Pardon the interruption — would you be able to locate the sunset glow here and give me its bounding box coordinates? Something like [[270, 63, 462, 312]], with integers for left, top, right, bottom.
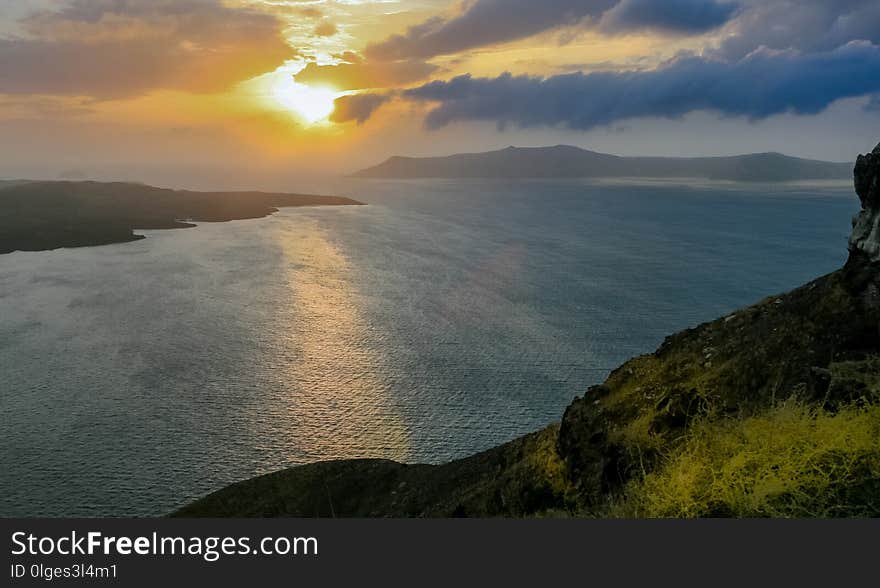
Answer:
[[0, 0, 878, 183], [271, 77, 339, 125]]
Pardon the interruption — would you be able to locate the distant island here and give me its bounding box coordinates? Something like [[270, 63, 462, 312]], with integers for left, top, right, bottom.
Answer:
[[354, 145, 852, 182], [0, 181, 363, 254]]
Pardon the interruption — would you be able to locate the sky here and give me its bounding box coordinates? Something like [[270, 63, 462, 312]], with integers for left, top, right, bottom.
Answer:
[[1, 0, 879, 187]]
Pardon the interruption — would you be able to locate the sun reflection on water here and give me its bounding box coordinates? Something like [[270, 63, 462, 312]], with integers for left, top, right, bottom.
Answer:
[[271, 218, 411, 463]]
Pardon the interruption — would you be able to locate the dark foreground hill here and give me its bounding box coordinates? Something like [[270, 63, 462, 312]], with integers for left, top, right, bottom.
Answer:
[[354, 145, 851, 182], [0, 181, 362, 254], [177, 144, 880, 518]]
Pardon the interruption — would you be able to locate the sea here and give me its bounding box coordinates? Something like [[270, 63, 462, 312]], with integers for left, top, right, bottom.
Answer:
[[0, 178, 857, 516]]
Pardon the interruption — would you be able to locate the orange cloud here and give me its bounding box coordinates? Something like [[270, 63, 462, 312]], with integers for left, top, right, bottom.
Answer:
[[331, 93, 390, 124], [296, 55, 439, 91], [0, 0, 293, 99]]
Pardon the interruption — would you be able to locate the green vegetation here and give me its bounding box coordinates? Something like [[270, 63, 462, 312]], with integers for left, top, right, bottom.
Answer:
[[613, 400, 880, 517]]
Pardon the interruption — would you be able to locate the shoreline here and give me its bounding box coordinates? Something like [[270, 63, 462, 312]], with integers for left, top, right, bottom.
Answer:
[[0, 180, 364, 255]]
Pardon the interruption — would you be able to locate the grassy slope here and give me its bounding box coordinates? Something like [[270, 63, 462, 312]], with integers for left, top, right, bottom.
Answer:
[[176, 265, 880, 517], [561, 267, 880, 516], [615, 401, 880, 517]]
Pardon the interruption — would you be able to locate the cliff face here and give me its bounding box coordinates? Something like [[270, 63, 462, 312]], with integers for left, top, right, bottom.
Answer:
[[848, 143, 880, 263], [177, 143, 880, 518]]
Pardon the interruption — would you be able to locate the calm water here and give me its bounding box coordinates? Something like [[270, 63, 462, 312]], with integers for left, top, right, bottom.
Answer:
[[0, 178, 856, 516]]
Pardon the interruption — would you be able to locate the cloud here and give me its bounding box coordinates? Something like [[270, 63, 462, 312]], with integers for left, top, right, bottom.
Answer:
[[365, 0, 617, 61], [714, 0, 880, 60], [362, 0, 879, 68], [0, 95, 95, 120], [297, 7, 323, 19], [866, 95, 880, 113], [0, 0, 292, 99], [364, 0, 739, 62], [600, 0, 739, 33], [398, 42, 880, 130], [331, 93, 390, 124], [296, 56, 439, 91], [313, 20, 338, 37]]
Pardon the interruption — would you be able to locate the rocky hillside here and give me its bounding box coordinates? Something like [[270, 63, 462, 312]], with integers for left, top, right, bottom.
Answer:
[[176, 143, 880, 518]]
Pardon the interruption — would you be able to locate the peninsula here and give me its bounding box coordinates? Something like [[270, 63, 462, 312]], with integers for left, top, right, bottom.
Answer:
[[0, 181, 363, 254], [354, 145, 851, 182], [178, 143, 880, 518]]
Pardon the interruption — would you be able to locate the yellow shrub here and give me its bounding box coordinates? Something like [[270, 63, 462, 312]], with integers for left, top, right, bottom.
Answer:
[[616, 400, 880, 517]]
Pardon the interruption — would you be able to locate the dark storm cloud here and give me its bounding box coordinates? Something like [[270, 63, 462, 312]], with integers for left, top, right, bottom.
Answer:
[[399, 42, 880, 130], [365, 0, 738, 61], [0, 0, 291, 99], [331, 93, 390, 124], [365, 0, 616, 61], [714, 0, 880, 60], [600, 0, 739, 33]]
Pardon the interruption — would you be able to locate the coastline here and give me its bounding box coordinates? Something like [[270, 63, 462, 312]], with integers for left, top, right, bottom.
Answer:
[[0, 180, 363, 255]]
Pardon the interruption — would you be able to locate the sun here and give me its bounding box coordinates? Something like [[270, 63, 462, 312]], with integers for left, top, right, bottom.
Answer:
[[271, 77, 338, 124]]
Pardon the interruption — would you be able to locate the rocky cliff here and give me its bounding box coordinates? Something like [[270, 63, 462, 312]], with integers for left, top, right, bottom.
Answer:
[[177, 143, 880, 518], [848, 143, 880, 264]]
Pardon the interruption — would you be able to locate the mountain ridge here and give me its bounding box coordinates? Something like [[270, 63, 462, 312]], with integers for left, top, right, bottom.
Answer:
[[354, 145, 852, 182]]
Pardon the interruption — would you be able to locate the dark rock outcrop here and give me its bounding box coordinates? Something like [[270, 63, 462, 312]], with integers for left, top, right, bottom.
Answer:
[[848, 142, 880, 265], [557, 384, 621, 504]]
